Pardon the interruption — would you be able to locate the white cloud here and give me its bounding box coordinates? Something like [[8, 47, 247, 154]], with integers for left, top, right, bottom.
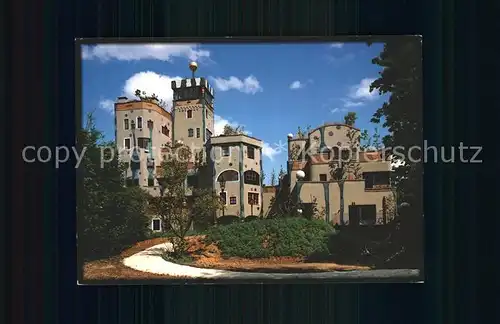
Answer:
[[349, 78, 379, 101], [289, 81, 304, 90], [330, 43, 344, 48], [122, 71, 182, 110], [213, 115, 278, 160], [99, 99, 115, 113], [262, 143, 280, 160], [81, 44, 210, 62], [211, 75, 262, 94], [330, 107, 348, 114], [341, 99, 365, 107]]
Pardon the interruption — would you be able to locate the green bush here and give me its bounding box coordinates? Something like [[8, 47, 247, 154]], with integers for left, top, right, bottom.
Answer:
[[205, 217, 335, 258]]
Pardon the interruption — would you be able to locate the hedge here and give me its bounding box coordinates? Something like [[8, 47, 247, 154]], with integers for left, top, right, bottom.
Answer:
[[205, 217, 335, 258]]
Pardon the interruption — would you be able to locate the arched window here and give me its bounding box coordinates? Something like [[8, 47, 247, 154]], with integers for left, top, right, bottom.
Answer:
[[244, 170, 260, 185], [217, 170, 239, 182]]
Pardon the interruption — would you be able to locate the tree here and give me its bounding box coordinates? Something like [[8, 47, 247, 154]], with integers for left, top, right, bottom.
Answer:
[[296, 125, 312, 139], [270, 169, 277, 186], [222, 124, 245, 135], [148, 143, 221, 256], [368, 37, 423, 268], [278, 165, 286, 180], [77, 113, 149, 260], [134, 89, 168, 110], [343, 112, 357, 126], [329, 112, 363, 225]]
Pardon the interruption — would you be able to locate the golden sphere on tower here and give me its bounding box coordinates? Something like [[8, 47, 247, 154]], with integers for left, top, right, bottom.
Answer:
[[189, 61, 198, 72]]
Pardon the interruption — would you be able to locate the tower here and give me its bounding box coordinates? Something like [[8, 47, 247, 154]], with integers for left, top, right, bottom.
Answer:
[[171, 62, 215, 161]]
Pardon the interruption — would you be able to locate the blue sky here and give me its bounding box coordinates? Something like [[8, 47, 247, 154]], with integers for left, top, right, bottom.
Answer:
[[81, 42, 389, 183]]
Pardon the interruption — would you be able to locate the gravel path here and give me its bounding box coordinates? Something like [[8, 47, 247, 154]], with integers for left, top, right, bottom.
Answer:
[[123, 243, 421, 281]]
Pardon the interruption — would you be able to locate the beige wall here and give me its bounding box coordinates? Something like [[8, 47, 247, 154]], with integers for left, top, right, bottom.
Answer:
[[211, 135, 263, 219], [297, 181, 393, 225], [115, 100, 172, 196]]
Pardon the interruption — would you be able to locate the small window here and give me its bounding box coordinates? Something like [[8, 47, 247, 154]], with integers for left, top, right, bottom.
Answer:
[[187, 110, 193, 118], [230, 196, 237, 205], [220, 192, 227, 205], [137, 137, 150, 149], [205, 110, 208, 118], [222, 146, 230, 157], [161, 125, 170, 137], [247, 146, 255, 159], [124, 119, 129, 130], [248, 192, 259, 205], [196, 128, 200, 138], [137, 117, 143, 129], [124, 138, 131, 149], [147, 178, 155, 187], [187, 175, 197, 187], [244, 171, 260, 185], [152, 218, 161, 231], [188, 128, 194, 137], [319, 174, 327, 181]]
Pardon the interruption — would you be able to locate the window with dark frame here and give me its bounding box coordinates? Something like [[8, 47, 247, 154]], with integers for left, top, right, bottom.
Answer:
[[137, 137, 150, 149], [217, 170, 239, 182], [196, 128, 200, 138], [220, 192, 227, 205], [364, 172, 390, 189], [230, 196, 237, 205], [222, 146, 230, 157], [319, 174, 327, 181], [187, 110, 193, 118], [188, 128, 194, 137], [244, 170, 260, 185], [124, 119, 129, 130], [152, 219, 161, 231], [137, 117, 143, 129], [247, 146, 255, 159], [124, 138, 131, 149], [248, 192, 259, 205]]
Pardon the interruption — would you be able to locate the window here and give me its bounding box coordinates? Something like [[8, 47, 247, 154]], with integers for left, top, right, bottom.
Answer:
[[222, 146, 230, 157], [220, 192, 227, 205], [348, 205, 377, 226], [364, 172, 390, 189], [124, 119, 129, 130], [196, 128, 200, 138], [319, 174, 327, 181], [152, 218, 161, 231], [124, 138, 131, 149], [187, 110, 193, 118], [217, 170, 239, 182], [205, 110, 208, 118], [188, 128, 194, 137], [161, 125, 170, 137], [148, 178, 155, 187], [187, 175, 197, 187], [320, 147, 331, 160], [247, 146, 255, 159], [248, 192, 259, 205], [230, 196, 237, 205], [244, 170, 260, 185], [137, 137, 150, 149], [137, 117, 143, 129]]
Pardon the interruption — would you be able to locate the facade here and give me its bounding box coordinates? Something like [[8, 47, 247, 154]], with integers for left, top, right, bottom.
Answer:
[[114, 63, 393, 229], [211, 134, 264, 219], [114, 66, 264, 229], [262, 123, 395, 226]]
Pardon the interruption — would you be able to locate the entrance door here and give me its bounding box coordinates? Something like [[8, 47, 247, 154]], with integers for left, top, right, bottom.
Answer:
[[349, 205, 377, 226]]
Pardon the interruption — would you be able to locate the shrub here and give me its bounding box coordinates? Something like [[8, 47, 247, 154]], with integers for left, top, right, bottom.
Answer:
[[205, 218, 335, 258]]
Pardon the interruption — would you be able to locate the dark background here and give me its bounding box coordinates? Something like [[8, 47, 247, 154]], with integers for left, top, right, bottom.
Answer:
[[3, 0, 493, 323]]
